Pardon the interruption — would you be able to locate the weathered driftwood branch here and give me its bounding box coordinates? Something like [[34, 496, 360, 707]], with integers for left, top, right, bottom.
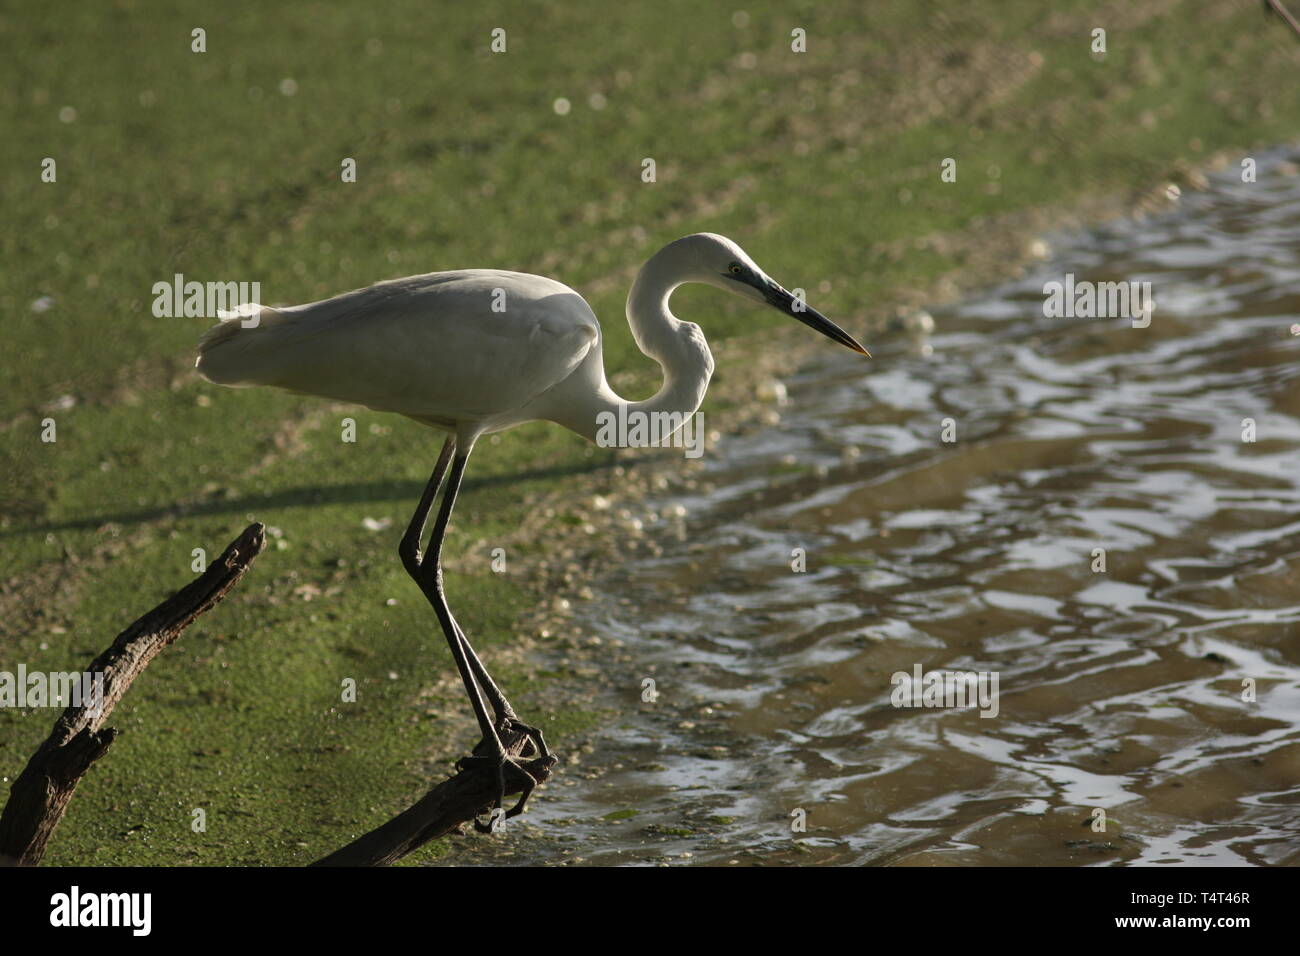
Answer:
[[313, 741, 557, 866], [0, 522, 267, 866], [1266, 0, 1300, 40]]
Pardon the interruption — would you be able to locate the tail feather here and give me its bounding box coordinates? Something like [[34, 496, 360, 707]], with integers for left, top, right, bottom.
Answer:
[[194, 306, 289, 385], [196, 316, 246, 352]]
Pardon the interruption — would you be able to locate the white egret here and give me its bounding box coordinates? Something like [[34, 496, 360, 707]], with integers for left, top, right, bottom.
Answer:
[[196, 233, 869, 829]]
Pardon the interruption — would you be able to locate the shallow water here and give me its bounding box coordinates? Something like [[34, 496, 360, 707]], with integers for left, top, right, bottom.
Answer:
[[515, 149, 1300, 866]]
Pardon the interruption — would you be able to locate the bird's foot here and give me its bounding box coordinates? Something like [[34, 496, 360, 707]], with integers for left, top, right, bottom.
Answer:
[[456, 753, 540, 833], [468, 710, 551, 761], [497, 715, 550, 760]]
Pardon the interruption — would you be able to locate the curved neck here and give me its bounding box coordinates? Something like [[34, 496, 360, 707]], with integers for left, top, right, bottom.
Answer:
[[558, 250, 714, 447]]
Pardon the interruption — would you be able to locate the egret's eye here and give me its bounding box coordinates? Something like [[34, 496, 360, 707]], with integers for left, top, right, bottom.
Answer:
[[728, 263, 743, 276]]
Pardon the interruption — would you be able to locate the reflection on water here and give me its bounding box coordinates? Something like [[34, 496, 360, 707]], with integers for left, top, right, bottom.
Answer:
[[523, 149, 1300, 866]]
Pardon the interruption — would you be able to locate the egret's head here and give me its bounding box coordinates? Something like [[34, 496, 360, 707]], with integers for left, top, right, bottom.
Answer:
[[671, 233, 870, 356]]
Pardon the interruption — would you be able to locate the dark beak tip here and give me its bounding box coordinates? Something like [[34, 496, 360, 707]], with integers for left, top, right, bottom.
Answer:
[[770, 284, 871, 358]]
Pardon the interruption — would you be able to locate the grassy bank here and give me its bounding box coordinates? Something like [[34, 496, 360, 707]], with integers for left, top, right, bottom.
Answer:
[[2, 0, 1298, 865]]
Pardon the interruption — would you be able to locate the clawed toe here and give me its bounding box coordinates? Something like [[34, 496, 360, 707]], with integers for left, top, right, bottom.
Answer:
[[502, 717, 550, 759]]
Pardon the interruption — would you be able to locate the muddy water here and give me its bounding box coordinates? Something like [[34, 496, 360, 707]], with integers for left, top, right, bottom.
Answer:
[[516, 150, 1300, 866]]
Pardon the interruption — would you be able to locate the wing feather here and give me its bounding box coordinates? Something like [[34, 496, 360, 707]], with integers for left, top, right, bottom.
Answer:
[[196, 271, 600, 425]]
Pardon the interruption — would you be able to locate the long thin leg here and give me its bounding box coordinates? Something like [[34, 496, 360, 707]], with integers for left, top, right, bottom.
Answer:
[[400, 440, 543, 828], [411, 450, 504, 757], [401, 439, 548, 761]]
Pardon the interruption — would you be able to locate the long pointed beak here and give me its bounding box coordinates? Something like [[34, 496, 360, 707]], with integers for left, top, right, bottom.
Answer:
[[763, 282, 871, 356]]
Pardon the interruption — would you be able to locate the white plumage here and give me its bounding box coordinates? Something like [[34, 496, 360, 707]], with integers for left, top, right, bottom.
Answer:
[[197, 270, 599, 434], [196, 233, 866, 447]]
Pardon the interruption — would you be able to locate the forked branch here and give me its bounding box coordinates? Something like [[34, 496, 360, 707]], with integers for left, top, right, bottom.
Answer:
[[0, 522, 267, 865]]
